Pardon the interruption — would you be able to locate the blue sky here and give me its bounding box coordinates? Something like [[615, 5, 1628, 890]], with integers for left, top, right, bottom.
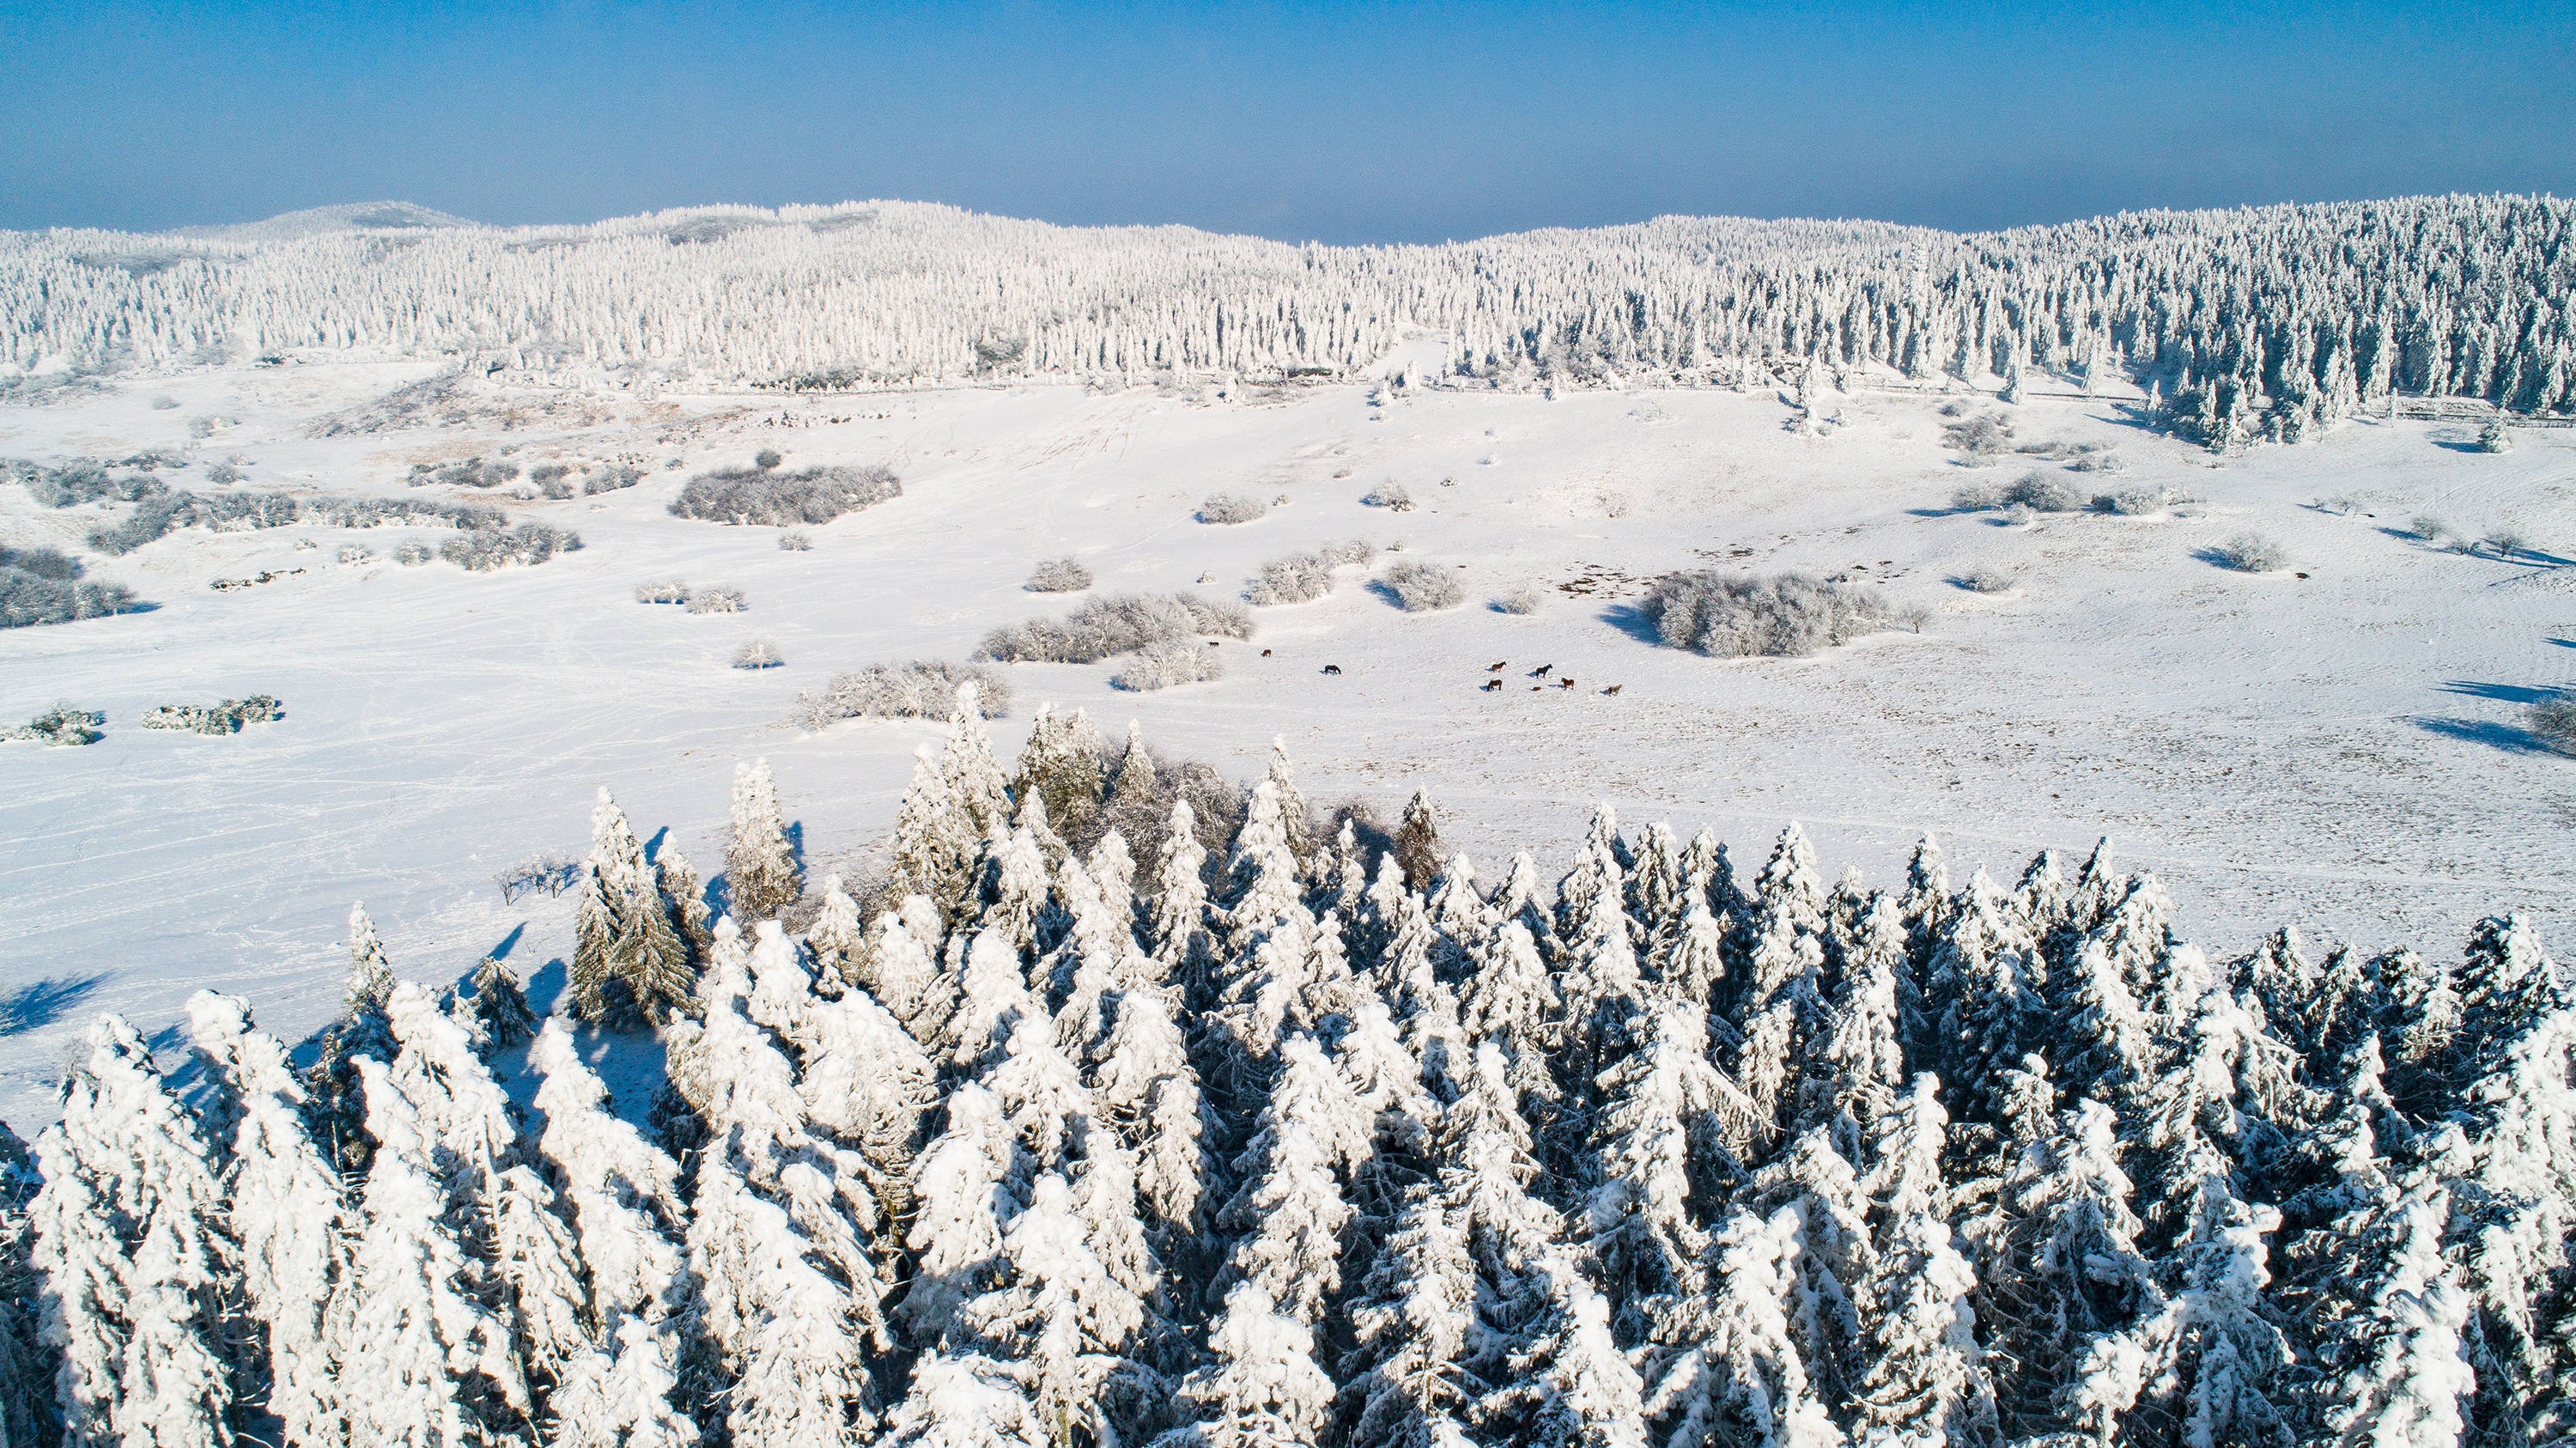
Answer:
[[5, 1, 2571, 241]]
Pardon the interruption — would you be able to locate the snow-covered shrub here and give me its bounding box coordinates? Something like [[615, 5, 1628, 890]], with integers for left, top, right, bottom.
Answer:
[[2412, 514, 2459, 547], [686, 585, 746, 613], [336, 545, 371, 564], [1362, 482, 1414, 511], [409, 457, 521, 490], [2481, 526, 2531, 557], [1, 548, 138, 628], [140, 696, 283, 735], [2069, 450, 2125, 474], [976, 592, 1253, 663], [1955, 567, 2014, 593], [636, 577, 691, 604], [2090, 485, 2178, 515], [4, 704, 103, 745], [1492, 585, 1542, 614], [1640, 570, 1913, 656], [1024, 557, 1094, 593], [1196, 492, 1267, 525], [2208, 532, 2286, 572], [2003, 472, 2084, 513], [10, 459, 167, 508], [582, 464, 644, 495], [732, 639, 784, 669], [440, 523, 582, 571], [393, 542, 434, 565], [1111, 640, 1226, 691], [1243, 544, 1370, 605], [671, 461, 900, 525], [1949, 482, 2003, 511], [529, 463, 574, 498], [1377, 559, 1466, 611], [75, 488, 510, 556], [777, 528, 811, 551], [150, 394, 178, 410], [1943, 414, 2013, 461], [2532, 696, 2576, 755], [2479, 417, 2512, 453], [790, 660, 1013, 729], [493, 851, 580, 903]]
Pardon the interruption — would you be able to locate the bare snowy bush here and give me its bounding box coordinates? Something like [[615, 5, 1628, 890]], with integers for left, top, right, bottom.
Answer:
[[493, 851, 580, 903], [2532, 696, 2576, 755], [976, 592, 1253, 663], [1111, 640, 1227, 691], [636, 578, 691, 605], [393, 542, 434, 566], [1950, 482, 2003, 511], [140, 696, 283, 735], [584, 464, 645, 496], [777, 528, 811, 551], [3, 705, 104, 746], [2003, 472, 2085, 513], [1377, 559, 1466, 611], [2481, 526, 2532, 557], [1024, 557, 1094, 593], [1640, 570, 1914, 656], [1955, 567, 2015, 593], [440, 524, 582, 571], [2090, 485, 2179, 515], [1362, 482, 1415, 511], [1195, 492, 1268, 524], [732, 639, 784, 669], [686, 585, 746, 613], [671, 461, 901, 526], [1492, 586, 1542, 614], [1, 558, 140, 629], [1245, 541, 1373, 605], [1943, 414, 2013, 462], [410, 458, 522, 490], [789, 660, 1013, 729], [2069, 450, 2126, 474], [2208, 532, 2286, 572], [2411, 515, 2459, 548]]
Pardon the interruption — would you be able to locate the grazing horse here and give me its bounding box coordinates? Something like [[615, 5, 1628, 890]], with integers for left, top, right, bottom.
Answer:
[[1321, 665, 1343, 675]]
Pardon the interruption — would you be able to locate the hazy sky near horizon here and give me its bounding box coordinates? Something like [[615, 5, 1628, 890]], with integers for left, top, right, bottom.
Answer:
[[7, 1, 2572, 242]]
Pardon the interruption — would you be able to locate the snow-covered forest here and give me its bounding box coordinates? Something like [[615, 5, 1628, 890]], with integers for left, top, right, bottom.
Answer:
[[6, 194, 2575, 435], [10, 690, 2568, 1448]]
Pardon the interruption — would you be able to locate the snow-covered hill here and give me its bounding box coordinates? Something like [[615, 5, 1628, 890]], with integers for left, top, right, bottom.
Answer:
[[3, 356, 2568, 1135]]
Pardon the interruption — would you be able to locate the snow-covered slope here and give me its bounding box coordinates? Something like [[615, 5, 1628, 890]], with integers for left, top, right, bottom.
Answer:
[[2, 358, 2568, 1133], [173, 200, 475, 244]]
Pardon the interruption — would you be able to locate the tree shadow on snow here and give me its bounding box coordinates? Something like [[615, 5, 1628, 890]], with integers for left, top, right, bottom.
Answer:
[[0, 972, 111, 1037], [2439, 680, 2567, 706], [2410, 715, 2561, 757], [1600, 603, 1664, 646]]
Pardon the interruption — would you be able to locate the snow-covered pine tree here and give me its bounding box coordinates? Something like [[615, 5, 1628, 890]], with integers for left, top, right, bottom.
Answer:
[[452, 954, 538, 1060], [683, 1146, 877, 1448], [1157, 1284, 1336, 1448], [881, 1350, 1048, 1448], [306, 901, 404, 1175], [870, 897, 957, 1051], [342, 1056, 528, 1448], [1012, 704, 1107, 851], [1552, 835, 1645, 1076], [941, 683, 1015, 839], [1850, 1076, 1993, 1448], [1481, 1252, 1652, 1448], [903, 1082, 1024, 1349], [1586, 1004, 1741, 1316], [2316, 1183, 2474, 1448], [0, 1122, 50, 1448], [792, 975, 938, 1198], [1640, 1208, 1844, 1448], [805, 874, 864, 990], [528, 1019, 684, 1327], [1392, 788, 1442, 893], [727, 758, 803, 922], [1340, 1196, 1479, 1448], [1218, 1035, 1368, 1322], [1148, 799, 1216, 999], [952, 929, 1045, 1073], [31, 1016, 234, 1448], [1092, 985, 1212, 1240], [958, 1171, 1145, 1443], [185, 991, 355, 1448], [891, 745, 986, 925], [656, 847, 715, 968]]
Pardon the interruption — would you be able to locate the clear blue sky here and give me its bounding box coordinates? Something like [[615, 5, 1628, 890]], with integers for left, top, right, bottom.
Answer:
[[6, 0, 2571, 242]]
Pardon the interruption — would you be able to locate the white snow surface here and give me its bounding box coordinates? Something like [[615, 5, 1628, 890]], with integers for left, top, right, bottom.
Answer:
[[2, 363, 2570, 1130]]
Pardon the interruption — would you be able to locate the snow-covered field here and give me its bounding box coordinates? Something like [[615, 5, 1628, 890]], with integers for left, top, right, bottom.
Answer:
[[3, 361, 2569, 1131]]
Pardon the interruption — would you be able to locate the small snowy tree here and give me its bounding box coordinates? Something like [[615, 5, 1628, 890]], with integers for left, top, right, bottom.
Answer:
[[1159, 1284, 1335, 1448]]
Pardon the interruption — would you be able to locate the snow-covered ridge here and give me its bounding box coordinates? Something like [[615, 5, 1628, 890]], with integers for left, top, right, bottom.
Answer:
[[4, 194, 2571, 423]]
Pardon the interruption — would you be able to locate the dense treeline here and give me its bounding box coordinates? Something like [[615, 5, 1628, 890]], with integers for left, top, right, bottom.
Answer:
[[8, 691, 2569, 1448], [4, 195, 2573, 436]]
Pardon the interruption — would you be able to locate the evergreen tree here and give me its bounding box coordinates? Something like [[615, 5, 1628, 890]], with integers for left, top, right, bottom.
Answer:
[[1482, 1253, 1651, 1448], [30, 1017, 234, 1448], [186, 991, 355, 1448], [904, 1083, 1024, 1348], [306, 902, 404, 1176], [1157, 1285, 1335, 1448], [1393, 788, 1443, 893], [959, 1171, 1144, 1443], [882, 1350, 1049, 1448], [452, 955, 538, 1061], [805, 875, 865, 991], [727, 758, 803, 922]]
